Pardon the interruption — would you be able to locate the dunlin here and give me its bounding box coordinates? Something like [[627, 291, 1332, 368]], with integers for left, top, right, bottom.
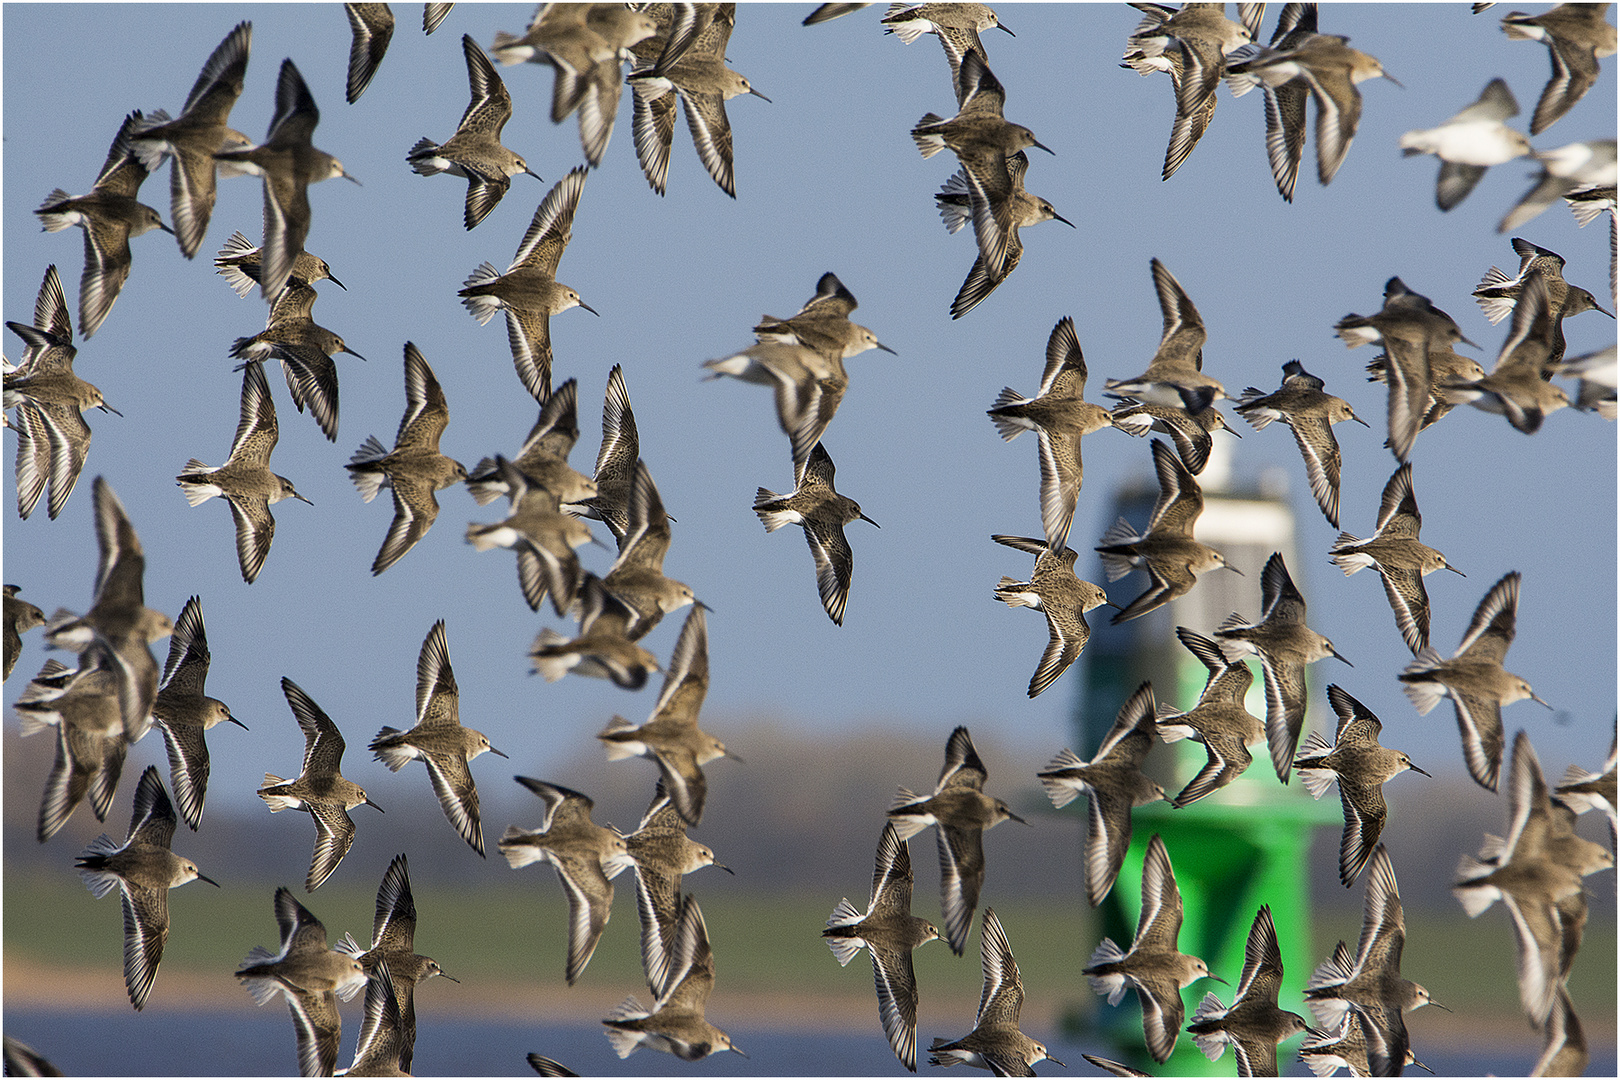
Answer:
[[602, 460, 698, 639], [1473, 238, 1612, 342], [466, 455, 593, 616], [824, 822, 940, 1072], [1155, 626, 1263, 807], [336, 854, 459, 1073], [1500, 2, 1617, 135], [75, 766, 218, 1010], [1223, 2, 1318, 202], [215, 58, 359, 302], [128, 21, 252, 258], [1234, 360, 1367, 527], [4, 585, 47, 681], [235, 887, 368, 1077], [6, 265, 118, 520], [488, 3, 575, 66], [1470, 247, 1612, 412], [347, 343, 467, 575], [913, 51, 1051, 282], [627, 3, 736, 74], [343, 963, 409, 1077], [1400, 77, 1533, 211], [345, 3, 396, 103], [1123, 2, 1254, 180], [940, 148, 1073, 319], [580, 364, 640, 542], [44, 476, 172, 744], [1454, 732, 1612, 1026], [213, 229, 344, 298], [599, 606, 739, 827], [928, 908, 1062, 1075], [1363, 336, 1487, 435], [1187, 905, 1311, 1076], [1084, 833, 1221, 1063], [36, 111, 172, 338], [492, 5, 656, 166], [604, 893, 744, 1060], [1297, 1007, 1429, 1079], [1500, 138, 1617, 232], [1553, 728, 1617, 850], [1295, 686, 1429, 886], [755, 442, 876, 626], [625, 780, 731, 997], [1109, 396, 1236, 477], [1095, 439, 1239, 624], [1402, 567, 1551, 795], [229, 279, 364, 443], [1038, 683, 1165, 907], [151, 596, 245, 831], [753, 272, 895, 364], [890, 726, 1029, 955], [530, 572, 661, 690], [1214, 551, 1351, 783], [986, 316, 1112, 549], [259, 677, 383, 891], [1334, 275, 1476, 462], [1104, 259, 1226, 412], [459, 167, 596, 402], [177, 361, 311, 584], [1305, 844, 1440, 1074], [1225, 20, 1397, 196], [1329, 462, 1461, 655], [490, 3, 604, 71], [991, 534, 1112, 699], [409, 35, 538, 229], [627, 5, 769, 197], [499, 777, 634, 985], [704, 340, 849, 485], [578, 6, 663, 165], [15, 640, 128, 842], [370, 621, 506, 856], [466, 377, 596, 508], [883, 3, 1012, 105]]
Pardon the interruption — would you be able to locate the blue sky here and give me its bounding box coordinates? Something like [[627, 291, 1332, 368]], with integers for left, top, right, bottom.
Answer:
[[4, 2, 1614, 834]]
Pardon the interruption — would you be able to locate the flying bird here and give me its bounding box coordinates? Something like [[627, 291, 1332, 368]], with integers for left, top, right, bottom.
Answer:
[[369, 620, 506, 855], [1082, 833, 1220, 1063], [991, 534, 1112, 699], [1294, 686, 1430, 887], [407, 34, 538, 229], [1328, 462, 1463, 654], [927, 908, 1063, 1075], [151, 595, 246, 830], [889, 726, 1028, 955], [346, 343, 468, 575], [1400, 570, 1549, 791], [823, 823, 940, 1072], [178, 361, 311, 584], [75, 766, 219, 1010], [1214, 551, 1351, 783], [258, 677, 383, 891], [1037, 682, 1165, 907]]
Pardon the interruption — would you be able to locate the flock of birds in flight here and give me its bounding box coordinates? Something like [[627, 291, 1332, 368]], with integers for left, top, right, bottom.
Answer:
[[2, 0, 1617, 1077]]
